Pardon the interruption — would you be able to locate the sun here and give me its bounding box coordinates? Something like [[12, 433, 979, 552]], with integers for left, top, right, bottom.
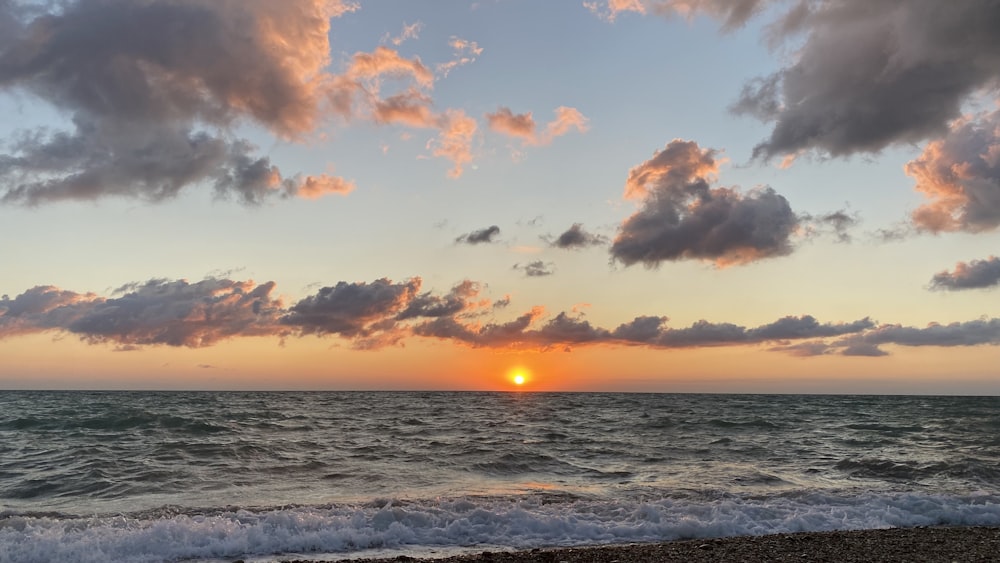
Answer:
[[507, 366, 531, 388]]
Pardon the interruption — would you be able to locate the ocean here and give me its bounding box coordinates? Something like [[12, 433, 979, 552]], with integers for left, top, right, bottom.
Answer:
[[1, 391, 999, 562]]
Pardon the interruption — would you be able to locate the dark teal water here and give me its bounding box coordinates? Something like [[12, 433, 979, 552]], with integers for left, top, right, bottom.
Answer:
[[2, 392, 999, 562]]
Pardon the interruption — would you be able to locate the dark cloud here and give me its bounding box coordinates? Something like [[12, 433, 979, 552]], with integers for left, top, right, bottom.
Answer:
[[930, 257, 1000, 291], [397, 280, 484, 319], [748, 315, 874, 340], [834, 319, 1000, 357], [907, 110, 1000, 233], [513, 261, 555, 277], [282, 278, 421, 338], [547, 223, 608, 249], [611, 139, 799, 267], [0, 278, 284, 346], [729, 1, 1000, 159], [4, 276, 999, 357], [456, 225, 501, 245], [0, 0, 354, 205], [771, 318, 1000, 357]]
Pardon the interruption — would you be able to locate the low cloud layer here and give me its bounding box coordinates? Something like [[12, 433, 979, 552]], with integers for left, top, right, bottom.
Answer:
[[4, 276, 1000, 357], [0, 279, 285, 348], [930, 257, 1000, 291], [611, 140, 799, 267]]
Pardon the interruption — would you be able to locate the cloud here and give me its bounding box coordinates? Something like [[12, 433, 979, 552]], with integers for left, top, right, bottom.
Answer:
[[610, 139, 799, 267], [4, 276, 1000, 357], [429, 110, 478, 178], [486, 106, 588, 146], [800, 210, 860, 243], [486, 108, 536, 142], [513, 261, 555, 277], [0, 0, 361, 205], [0, 0, 493, 204], [547, 223, 609, 249], [907, 110, 1000, 233], [384, 21, 422, 47], [437, 37, 483, 77], [586, 0, 766, 28], [346, 45, 434, 90], [282, 278, 421, 339], [930, 257, 1000, 291], [456, 225, 501, 245], [0, 278, 284, 347], [397, 280, 488, 320], [726, 1, 1000, 159], [831, 319, 1000, 357], [336, 42, 483, 178], [584, 0, 647, 22]]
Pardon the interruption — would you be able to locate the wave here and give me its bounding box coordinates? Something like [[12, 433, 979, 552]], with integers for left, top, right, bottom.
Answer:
[[834, 458, 1000, 482], [2, 492, 999, 563]]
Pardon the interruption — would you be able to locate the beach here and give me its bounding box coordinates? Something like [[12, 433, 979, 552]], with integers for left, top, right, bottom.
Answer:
[[297, 527, 1000, 563]]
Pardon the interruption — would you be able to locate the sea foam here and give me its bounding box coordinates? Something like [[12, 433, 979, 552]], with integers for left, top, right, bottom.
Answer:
[[3, 492, 1000, 563]]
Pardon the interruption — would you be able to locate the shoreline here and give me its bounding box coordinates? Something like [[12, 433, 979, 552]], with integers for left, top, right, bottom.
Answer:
[[273, 526, 1000, 562]]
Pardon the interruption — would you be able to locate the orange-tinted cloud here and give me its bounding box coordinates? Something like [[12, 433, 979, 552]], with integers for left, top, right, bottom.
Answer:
[[430, 110, 478, 178], [907, 111, 1000, 233], [437, 37, 483, 77], [346, 46, 435, 90], [584, 0, 647, 21], [929, 256, 1000, 291], [486, 106, 589, 146], [296, 174, 357, 199], [486, 108, 537, 142], [611, 139, 800, 267]]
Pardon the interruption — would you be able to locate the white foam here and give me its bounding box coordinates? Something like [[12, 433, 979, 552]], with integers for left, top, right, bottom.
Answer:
[[3, 492, 1000, 563]]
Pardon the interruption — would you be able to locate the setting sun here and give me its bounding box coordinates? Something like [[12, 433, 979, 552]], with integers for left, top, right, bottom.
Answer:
[[507, 366, 532, 388]]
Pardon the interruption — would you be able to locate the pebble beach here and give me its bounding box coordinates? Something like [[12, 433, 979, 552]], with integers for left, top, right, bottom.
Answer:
[[286, 527, 1000, 563]]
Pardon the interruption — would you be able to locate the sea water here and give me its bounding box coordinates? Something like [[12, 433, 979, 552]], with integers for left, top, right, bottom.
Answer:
[[2, 391, 999, 562]]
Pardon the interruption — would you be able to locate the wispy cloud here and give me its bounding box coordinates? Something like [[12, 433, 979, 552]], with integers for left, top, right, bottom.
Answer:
[[546, 224, 609, 249], [437, 37, 483, 77], [513, 261, 556, 277], [456, 225, 501, 245], [487, 106, 589, 146]]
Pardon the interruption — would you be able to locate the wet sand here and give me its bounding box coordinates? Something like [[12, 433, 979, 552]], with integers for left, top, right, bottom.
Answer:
[[275, 526, 1000, 562]]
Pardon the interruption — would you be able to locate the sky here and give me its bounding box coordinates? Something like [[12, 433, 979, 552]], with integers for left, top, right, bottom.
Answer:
[[1, 0, 999, 394]]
